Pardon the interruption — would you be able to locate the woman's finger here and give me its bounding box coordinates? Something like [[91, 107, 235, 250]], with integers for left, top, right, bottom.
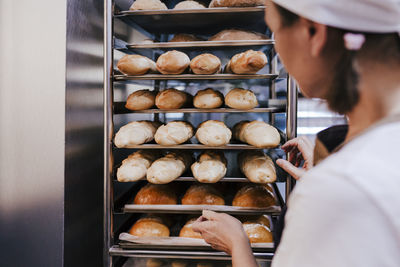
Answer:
[[201, 210, 222, 221], [192, 220, 215, 233], [276, 159, 305, 180]]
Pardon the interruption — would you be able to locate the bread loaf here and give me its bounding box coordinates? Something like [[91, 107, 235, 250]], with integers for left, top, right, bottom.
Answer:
[[179, 218, 203, 239], [147, 151, 193, 184], [169, 34, 202, 42], [191, 151, 227, 183], [225, 50, 267, 74], [209, 0, 265, 7], [146, 259, 164, 267], [155, 88, 192, 109], [239, 151, 276, 183], [125, 89, 156, 111], [114, 121, 160, 148], [233, 120, 280, 148], [196, 120, 232, 146], [243, 221, 273, 243], [172, 261, 189, 267], [174, 1, 205, 9], [134, 183, 177, 205], [155, 121, 194, 145], [225, 88, 258, 109], [156, 50, 190, 75], [193, 88, 224, 109], [190, 54, 221, 75], [232, 184, 276, 208], [130, 0, 168, 10], [129, 216, 170, 237], [117, 55, 157, 76], [181, 184, 225, 205], [117, 150, 160, 182], [209, 29, 268, 41]]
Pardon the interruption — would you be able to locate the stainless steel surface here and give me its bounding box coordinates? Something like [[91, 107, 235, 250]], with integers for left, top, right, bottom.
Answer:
[[117, 144, 279, 150], [134, 176, 252, 182], [126, 40, 274, 49], [114, 73, 278, 81], [114, 106, 285, 114], [116, 7, 265, 16]]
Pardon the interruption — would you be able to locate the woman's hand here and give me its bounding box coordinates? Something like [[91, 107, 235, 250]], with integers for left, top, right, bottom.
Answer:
[[276, 136, 314, 180]]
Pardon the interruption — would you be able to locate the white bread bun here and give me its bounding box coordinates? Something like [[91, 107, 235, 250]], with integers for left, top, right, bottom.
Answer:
[[174, 1, 205, 9], [117, 150, 160, 182], [209, 0, 265, 7], [155, 121, 194, 145], [179, 218, 203, 239], [114, 121, 160, 148], [225, 88, 258, 109], [209, 29, 268, 41], [195, 120, 232, 146], [239, 151, 276, 183], [130, 0, 167, 10], [225, 50, 267, 74], [147, 152, 193, 184], [233, 120, 280, 148], [181, 184, 225, 205], [129, 216, 170, 237], [117, 55, 157, 75], [190, 53, 221, 75], [232, 184, 276, 208], [193, 88, 224, 109], [125, 89, 156, 111], [191, 151, 227, 183], [169, 34, 202, 42], [243, 221, 273, 243], [155, 88, 192, 109], [156, 50, 190, 75], [134, 184, 177, 205]]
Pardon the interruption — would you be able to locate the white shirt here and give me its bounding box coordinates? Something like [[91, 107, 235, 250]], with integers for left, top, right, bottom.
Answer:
[[272, 120, 400, 267]]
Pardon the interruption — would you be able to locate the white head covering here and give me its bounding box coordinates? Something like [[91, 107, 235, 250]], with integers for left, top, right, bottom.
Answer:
[[272, 0, 400, 34]]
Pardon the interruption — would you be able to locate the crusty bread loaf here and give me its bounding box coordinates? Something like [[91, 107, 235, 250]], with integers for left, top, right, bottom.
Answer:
[[146, 259, 164, 267], [191, 151, 227, 183], [156, 50, 190, 75], [172, 261, 189, 267], [125, 89, 156, 111], [190, 54, 221, 75], [147, 151, 193, 184], [114, 121, 160, 148], [232, 184, 276, 208], [117, 55, 157, 76], [134, 183, 177, 204], [155, 88, 192, 109], [209, 29, 268, 41], [239, 151, 276, 183], [155, 121, 194, 145], [117, 150, 160, 182], [209, 0, 265, 7], [174, 0, 205, 9], [169, 34, 202, 42], [196, 120, 232, 146], [179, 218, 203, 239], [225, 50, 267, 74], [233, 120, 280, 148], [130, 0, 167, 10], [182, 184, 225, 205], [193, 88, 224, 109], [243, 221, 273, 243], [225, 88, 258, 109], [129, 216, 170, 237]]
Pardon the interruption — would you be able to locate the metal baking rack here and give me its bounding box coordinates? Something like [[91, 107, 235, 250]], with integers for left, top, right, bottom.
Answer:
[[126, 40, 274, 49], [114, 73, 278, 81]]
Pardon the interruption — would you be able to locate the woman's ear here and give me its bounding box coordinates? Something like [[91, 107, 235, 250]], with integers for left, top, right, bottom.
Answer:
[[309, 22, 328, 57]]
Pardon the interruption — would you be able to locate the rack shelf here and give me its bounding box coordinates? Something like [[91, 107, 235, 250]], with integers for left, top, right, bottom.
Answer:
[[114, 73, 278, 81], [116, 144, 279, 150]]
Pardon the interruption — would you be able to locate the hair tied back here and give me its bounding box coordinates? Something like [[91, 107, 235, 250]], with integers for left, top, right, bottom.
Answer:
[[343, 33, 366, 51]]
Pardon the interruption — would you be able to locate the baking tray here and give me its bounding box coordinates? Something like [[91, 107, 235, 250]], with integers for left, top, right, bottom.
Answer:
[[126, 40, 274, 49], [114, 73, 278, 81], [117, 144, 279, 150]]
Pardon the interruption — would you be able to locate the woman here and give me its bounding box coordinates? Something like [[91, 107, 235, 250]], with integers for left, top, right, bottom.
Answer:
[[192, 0, 400, 266]]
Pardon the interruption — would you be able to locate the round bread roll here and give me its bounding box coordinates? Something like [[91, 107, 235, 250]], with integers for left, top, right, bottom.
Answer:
[[114, 121, 160, 148], [117, 150, 160, 182], [155, 88, 192, 109], [146, 259, 164, 267], [234, 120, 280, 148], [130, 0, 167, 10], [191, 151, 227, 183], [190, 54, 221, 75], [193, 88, 224, 109], [225, 50, 267, 74], [174, 1, 206, 9], [134, 183, 177, 205], [243, 221, 273, 243], [169, 34, 202, 42], [117, 55, 157, 75], [125, 89, 156, 111], [179, 218, 203, 239], [225, 88, 258, 109], [129, 216, 170, 237], [209, 29, 268, 41], [172, 261, 189, 267], [239, 151, 276, 183], [209, 0, 265, 7], [195, 120, 232, 146], [182, 184, 225, 205], [156, 50, 190, 75], [147, 152, 193, 184], [232, 184, 276, 208], [155, 121, 194, 145]]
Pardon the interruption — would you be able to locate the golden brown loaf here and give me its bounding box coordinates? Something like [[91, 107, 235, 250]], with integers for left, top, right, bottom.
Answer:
[[117, 55, 157, 75], [193, 88, 224, 109], [134, 183, 177, 205], [239, 151, 276, 183], [129, 216, 170, 237], [171, 261, 189, 267], [174, 1, 206, 9], [209, 0, 265, 7], [243, 221, 273, 243], [190, 54, 221, 75], [125, 89, 156, 111], [114, 121, 160, 148], [146, 259, 164, 267], [179, 218, 203, 239], [191, 151, 227, 183], [209, 29, 268, 41], [169, 34, 202, 42], [117, 150, 160, 182], [225, 50, 267, 74], [232, 184, 276, 208], [130, 0, 168, 10], [182, 184, 225, 205], [233, 120, 280, 148], [225, 88, 258, 109], [155, 121, 194, 145], [155, 88, 192, 109], [156, 50, 190, 74], [195, 120, 232, 146], [147, 151, 193, 184]]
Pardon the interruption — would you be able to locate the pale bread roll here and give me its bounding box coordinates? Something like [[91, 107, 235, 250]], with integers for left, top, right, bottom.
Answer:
[[129, 0, 167, 10], [191, 151, 227, 183], [190, 53, 221, 75], [117, 55, 157, 75], [147, 152, 193, 184], [193, 88, 224, 109], [196, 120, 232, 146], [114, 121, 160, 148], [225, 88, 258, 109], [179, 218, 203, 239], [155, 88, 192, 109], [181, 184, 225, 205], [129, 216, 170, 237], [239, 151, 276, 183], [174, 1, 205, 9], [232, 184, 276, 208], [134, 184, 177, 204], [225, 50, 267, 74], [233, 120, 280, 148], [169, 34, 202, 42], [156, 50, 190, 74], [155, 121, 194, 145], [209, 0, 265, 7], [117, 150, 160, 182], [209, 29, 268, 41], [125, 89, 156, 111], [243, 221, 273, 243]]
